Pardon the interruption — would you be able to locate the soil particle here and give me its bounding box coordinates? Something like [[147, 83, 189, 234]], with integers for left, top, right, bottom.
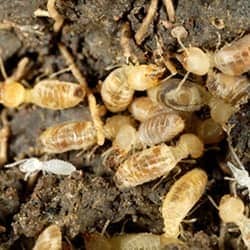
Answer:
[[228, 101, 250, 168]]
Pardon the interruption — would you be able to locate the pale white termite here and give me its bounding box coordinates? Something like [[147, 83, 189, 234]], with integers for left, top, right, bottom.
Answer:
[[101, 65, 164, 112], [33, 224, 62, 250], [162, 168, 208, 238], [114, 134, 204, 189], [5, 158, 76, 180], [219, 195, 250, 249]]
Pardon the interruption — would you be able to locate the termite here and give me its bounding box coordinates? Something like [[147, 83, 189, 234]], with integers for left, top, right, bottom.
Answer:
[[173, 30, 250, 77], [114, 133, 204, 189], [148, 78, 235, 125], [5, 158, 76, 180], [206, 72, 250, 105], [129, 96, 170, 122], [219, 195, 250, 249], [0, 57, 86, 109], [101, 64, 164, 112], [195, 118, 225, 144], [33, 224, 62, 250], [137, 111, 185, 146], [162, 168, 208, 238]]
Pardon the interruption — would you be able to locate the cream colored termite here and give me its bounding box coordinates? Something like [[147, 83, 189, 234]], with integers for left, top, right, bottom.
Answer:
[[219, 195, 250, 249], [114, 134, 204, 189], [162, 168, 208, 238]]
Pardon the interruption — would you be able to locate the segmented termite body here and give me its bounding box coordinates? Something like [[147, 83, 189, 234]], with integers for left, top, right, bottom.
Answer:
[[33, 224, 62, 250], [219, 195, 250, 249], [147, 78, 207, 112], [148, 78, 235, 125], [206, 72, 250, 105], [137, 112, 185, 145], [213, 34, 250, 76], [101, 65, 164, 112], [162, 168, 207, 238], [114, 134, 204, 189], [129, 96, 170, 122], [39, 121, 97, 153], [25, 80, 86, 110]]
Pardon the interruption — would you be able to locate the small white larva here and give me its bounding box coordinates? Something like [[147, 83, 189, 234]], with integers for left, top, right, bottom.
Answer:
[[5, 158, 76, 180]]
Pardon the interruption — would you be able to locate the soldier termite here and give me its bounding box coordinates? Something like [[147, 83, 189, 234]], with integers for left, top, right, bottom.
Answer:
[[206, 72, 250, 105], [100, 64, 164, 112], [114, 133, 204, 189], [0, 57, 86, 109], [33, 224, 62, 250], [162, 168, 207, 239], [219, 195, 250, 249], [5, 158, 76, 180]]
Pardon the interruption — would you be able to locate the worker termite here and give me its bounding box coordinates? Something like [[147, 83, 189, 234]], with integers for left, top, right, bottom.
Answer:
[[114, 133, 204, 189], [148, 78, 235, 125], [101, 64, 164, 112], [137, 111, 185, 146], [219, 195, 250, 249], [206, 72, 250, 105], [147, 78, 207, 112], [129, 96, 170, 122], [33, 224, 62, 250], [213, 34, 250, 76], [5, 158, 76, 180], [0, 57, 86, 109], [195, 118, 225, 144], [172, 28, 250, 77], [162, 168, 208, 238]]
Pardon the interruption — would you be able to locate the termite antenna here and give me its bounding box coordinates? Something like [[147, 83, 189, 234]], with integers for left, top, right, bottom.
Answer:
[[0, 56, 8, 80]]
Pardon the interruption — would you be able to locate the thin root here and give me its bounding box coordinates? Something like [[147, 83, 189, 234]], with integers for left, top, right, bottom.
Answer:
[[58, 43, 88, 91], [162, 0, 175, 22], [47, 0, 64, 32], [0, 110, 9, 166], [88, 93, 105, 146], [135, 0, 158, 45]]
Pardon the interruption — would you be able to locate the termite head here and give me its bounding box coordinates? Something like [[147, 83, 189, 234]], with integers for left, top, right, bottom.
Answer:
[[219, 195, 244, 224], [0, 82, 26, 108], [127, 64, 165, 91], [178, 133, 204, 158], [176, 47, 210, 76]]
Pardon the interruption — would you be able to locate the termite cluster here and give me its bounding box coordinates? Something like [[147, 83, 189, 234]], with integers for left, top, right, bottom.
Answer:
[[0, 0, 249, 248]]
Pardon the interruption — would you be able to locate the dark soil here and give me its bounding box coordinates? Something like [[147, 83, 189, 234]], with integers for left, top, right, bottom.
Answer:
[[0, 0, 249, 249]]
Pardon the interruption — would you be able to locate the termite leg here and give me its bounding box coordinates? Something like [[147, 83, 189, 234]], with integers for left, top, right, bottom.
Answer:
[[47, 0, 64, 32]]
